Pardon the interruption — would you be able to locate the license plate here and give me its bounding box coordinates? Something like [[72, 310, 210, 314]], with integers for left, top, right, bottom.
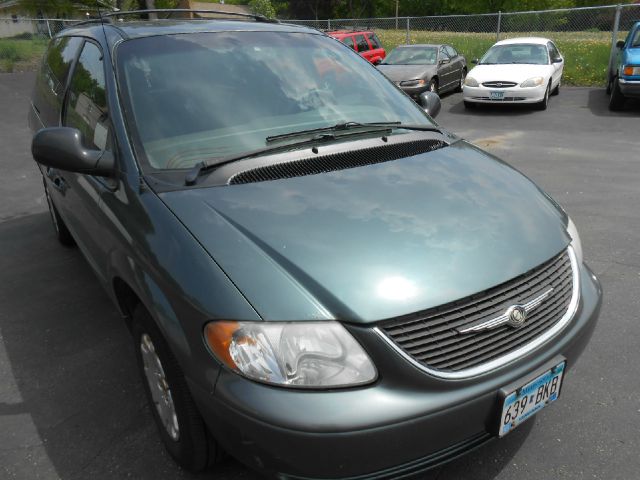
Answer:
[[498, 361, 565, 437], [490, 91, 504, 100]]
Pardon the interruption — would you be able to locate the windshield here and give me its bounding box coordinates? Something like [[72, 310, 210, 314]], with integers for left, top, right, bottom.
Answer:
[[383, 47, 437, 65], [480, 44, 549, 65], [116, 31, 433, 170]]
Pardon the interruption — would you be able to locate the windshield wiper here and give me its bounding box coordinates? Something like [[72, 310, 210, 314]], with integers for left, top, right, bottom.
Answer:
[[265, 121, 401, 144], [185, 122, 443, 186]]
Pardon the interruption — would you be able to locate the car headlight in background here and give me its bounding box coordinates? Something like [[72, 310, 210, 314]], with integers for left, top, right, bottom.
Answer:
[[567, 217, 584, 263], [400, 79, 426, 87], [205, 321, 377, 388], [622, 65, 640, 76], [520, 76, 545, 88], [464, 76, 479, 87]]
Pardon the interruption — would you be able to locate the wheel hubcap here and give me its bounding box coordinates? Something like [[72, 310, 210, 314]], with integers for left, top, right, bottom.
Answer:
[[140, 333, 180, 441]]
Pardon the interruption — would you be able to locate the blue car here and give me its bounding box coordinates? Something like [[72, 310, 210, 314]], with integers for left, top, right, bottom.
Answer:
[[609, 21, 640, 110]]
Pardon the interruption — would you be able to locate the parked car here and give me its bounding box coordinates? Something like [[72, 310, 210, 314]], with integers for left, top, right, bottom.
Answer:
[[608, 21, 640, 110], [29, 13, 601, 480], [463, 37, 564, 110], [378, 44, 467, 97], [328, 29, 386, 64]]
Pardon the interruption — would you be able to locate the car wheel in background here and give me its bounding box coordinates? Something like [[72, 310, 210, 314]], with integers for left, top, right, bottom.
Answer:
[[456, 68, 467, 92], [132, 305, 220, 472], [606, 76, 613, 94], [609, 77, 626, 111], [429, 78, 439, 95], [552, 79, 560, 95], [43, 177, 75, 247], [535, 82, 551, 111]]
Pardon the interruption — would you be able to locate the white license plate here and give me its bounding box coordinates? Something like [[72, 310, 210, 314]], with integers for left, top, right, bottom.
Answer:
[[490, 91, 504, 100], [498, 361, 565, 437]]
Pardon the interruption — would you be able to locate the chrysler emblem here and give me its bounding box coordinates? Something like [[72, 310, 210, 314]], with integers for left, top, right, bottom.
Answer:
[[507, 305, 527, 327], [457, 287, 554, 334]]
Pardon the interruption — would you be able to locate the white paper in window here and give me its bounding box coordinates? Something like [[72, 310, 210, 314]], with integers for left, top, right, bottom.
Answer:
[[93, 122, 108, 151]]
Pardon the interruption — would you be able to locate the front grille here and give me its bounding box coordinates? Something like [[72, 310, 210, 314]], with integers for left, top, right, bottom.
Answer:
[[482, 81, 518, 88], [380, 249, 574, 373]]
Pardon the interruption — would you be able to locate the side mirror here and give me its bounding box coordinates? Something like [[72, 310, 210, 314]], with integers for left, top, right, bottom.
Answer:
[[552, 57, 563, 64], [440, 58, 451, 65], [32, 127, 114, 177], [419, 91, 441, 119], [471, 58, 479, 64], [373, 58, 382, 66], [616, 40, 625, 49]]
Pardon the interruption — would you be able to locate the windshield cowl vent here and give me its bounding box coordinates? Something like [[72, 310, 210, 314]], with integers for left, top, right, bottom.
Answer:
[[228, 139, 446, 185]]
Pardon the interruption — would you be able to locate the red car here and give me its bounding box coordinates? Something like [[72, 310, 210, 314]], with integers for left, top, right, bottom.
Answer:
[[328, 30, 386, 64]]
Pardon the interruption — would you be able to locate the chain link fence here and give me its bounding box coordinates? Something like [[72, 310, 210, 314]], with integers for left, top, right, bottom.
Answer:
[[289, 4, 640, 86], [2, 4, 640, 83]]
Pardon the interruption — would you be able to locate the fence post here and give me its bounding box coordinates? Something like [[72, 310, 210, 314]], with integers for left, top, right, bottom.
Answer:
[[327, 18, 331, 30], [45, 19, 52, 38], [608, 5, 622, 84], [496, 11, 502, 42], [405, 17, 410, 44]]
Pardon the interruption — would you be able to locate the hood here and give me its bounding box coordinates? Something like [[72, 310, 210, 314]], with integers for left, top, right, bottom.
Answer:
[[377, 64, 436, 82], [159, 140, 569, 323], [467, 64, 552, 84]]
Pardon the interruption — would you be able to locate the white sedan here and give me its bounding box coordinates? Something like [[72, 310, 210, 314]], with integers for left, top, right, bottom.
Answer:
[[463, 37, 564, 110]]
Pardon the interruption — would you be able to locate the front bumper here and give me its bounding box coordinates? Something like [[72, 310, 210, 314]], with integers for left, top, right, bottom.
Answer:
[[463, 84, 547, 104], [618, 78, 640, 98], [189, 264, 601, 479]]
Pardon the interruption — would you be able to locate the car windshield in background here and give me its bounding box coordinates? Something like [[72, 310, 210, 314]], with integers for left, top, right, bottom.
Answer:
[[383, 47, 438, 65], [480, 44, 549, 65], [116, 32, 432, 170]]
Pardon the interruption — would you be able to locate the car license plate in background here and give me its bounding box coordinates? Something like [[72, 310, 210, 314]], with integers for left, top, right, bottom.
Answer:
[[498, 361, 565, 437], [490, 91, 504, 100]]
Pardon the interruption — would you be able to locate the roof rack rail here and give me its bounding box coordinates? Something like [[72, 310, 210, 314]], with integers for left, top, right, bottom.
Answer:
[[103, 9, 279, 24]]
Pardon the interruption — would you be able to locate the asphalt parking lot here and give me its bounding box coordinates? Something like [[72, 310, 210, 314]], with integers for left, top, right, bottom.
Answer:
[[1, 71, 639, 480]]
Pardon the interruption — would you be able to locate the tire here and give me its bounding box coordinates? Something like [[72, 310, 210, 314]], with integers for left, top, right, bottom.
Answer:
[[609, 77, 626, 111], [606, 76, 612, 95], [535, 82, 551, 111], [551, 78, 560, 96], [132, 305, 219, 472], [428, 78, 439, 95], [463, 100, 476, 109], [455, 68, 466, 92], [43, 177, 75, 247]]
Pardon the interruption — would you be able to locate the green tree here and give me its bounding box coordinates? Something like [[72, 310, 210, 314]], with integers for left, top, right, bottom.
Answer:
[[249, 0, 276, 18]]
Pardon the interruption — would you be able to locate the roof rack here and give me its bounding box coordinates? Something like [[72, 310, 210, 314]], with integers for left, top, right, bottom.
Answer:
[[103, 9, 279, 24]]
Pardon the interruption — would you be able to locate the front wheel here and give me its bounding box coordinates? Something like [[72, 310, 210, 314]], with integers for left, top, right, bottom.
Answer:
[[132, 305, 219, 472], [534, 82, 551, 111], [428, 78, 439, 95], [609, 77, 626, 111], [455, 68, 466, 92]]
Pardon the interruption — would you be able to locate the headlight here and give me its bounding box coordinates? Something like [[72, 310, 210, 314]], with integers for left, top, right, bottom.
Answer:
[[566, 217, 583, 263], [204, 321, 377, 388], [622, 65, 640, 76], [400, 79, 426, 87], [464, 76, 479, 87], [520, 76, 545, 88]]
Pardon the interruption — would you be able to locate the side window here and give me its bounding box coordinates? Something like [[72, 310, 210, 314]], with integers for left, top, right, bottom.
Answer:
[[341, 36, 355, 49], [64, 41, 109, 151], [439, 47, 450, 61], [367, 33, 382, 49], [547, 42, 561, 62], [445, 45, 457, 58], [44, 36, 82, 96], [354, 34, 370, 52]]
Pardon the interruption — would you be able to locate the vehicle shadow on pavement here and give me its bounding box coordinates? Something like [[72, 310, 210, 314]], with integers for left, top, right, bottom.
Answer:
[[445, 98, 538, 117], [586, 89, 640, 117], [0, 213, 531, 480]]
